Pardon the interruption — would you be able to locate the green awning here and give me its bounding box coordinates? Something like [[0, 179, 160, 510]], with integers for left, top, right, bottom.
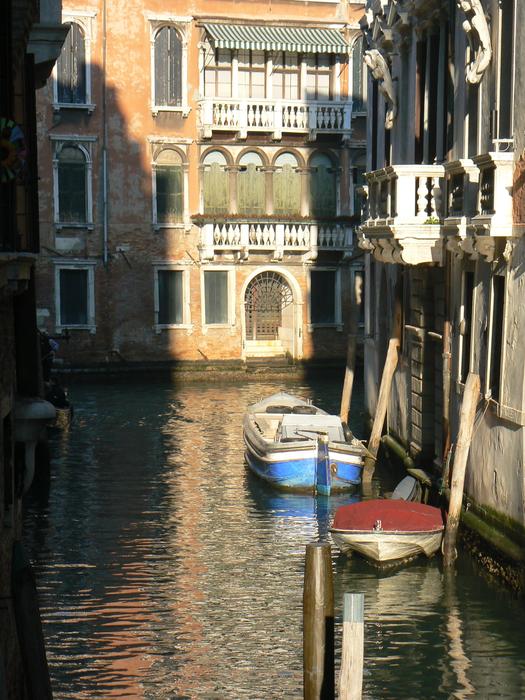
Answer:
[[203, 23, 348, 54]]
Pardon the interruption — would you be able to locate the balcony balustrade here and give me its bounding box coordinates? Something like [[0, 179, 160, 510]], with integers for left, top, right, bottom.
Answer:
[[359, 164, 445, 265], [199, 220, 353, 261], [198, 98, 352, 140]]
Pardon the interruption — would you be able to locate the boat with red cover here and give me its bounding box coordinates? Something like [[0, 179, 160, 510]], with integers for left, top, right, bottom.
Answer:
[[330, 499, 445, 566]]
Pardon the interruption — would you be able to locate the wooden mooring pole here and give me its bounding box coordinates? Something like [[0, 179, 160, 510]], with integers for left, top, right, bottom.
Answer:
[[339, 593, 364, 700], [442, 372, 480, 567], [340, 273, 362, 425], [362, 337, 400, 483], [303, 543, 334, 699]]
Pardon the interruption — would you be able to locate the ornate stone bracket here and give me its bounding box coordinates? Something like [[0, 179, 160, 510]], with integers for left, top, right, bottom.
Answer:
[[457, 0, 492, 84], [364, 49, 397, 129]]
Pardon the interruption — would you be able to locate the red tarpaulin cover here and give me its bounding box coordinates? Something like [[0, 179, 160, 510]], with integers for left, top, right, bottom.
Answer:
[[332, 499, 445, 532]]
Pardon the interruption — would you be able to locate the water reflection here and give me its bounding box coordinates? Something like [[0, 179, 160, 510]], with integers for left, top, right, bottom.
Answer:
[[23, 377, 525, 699]]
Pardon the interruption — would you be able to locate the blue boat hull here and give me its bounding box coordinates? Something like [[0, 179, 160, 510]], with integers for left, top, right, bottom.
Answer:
[[244, 448, 362, 493]]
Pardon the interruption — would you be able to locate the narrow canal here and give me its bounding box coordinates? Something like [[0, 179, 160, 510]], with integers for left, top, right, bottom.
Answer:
[[24, 374, 525, 699]]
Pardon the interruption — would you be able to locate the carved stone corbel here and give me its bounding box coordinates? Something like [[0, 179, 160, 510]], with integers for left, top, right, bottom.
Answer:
[[457, 0, 492, 84], [364, 49, 397, 129]]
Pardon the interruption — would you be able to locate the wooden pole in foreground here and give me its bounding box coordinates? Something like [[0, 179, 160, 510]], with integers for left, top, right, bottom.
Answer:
[[303, 543, 334, 700], [340, 273, 362, 425], [362, 337, 400, 482], [339, 593, 364, 700], [443, 372, 480, 567]]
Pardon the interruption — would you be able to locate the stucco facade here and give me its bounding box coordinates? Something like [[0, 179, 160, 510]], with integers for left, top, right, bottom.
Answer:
[[35, 0, 367, 366], [359, 0, 525, 540]]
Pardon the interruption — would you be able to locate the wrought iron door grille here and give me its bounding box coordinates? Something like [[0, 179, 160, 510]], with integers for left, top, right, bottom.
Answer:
[[245, 271, 293, 340]]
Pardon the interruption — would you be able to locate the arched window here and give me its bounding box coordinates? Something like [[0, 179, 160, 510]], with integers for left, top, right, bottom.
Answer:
[[155, 150, 183, 224], [57, 145, 87, 223], [273, 153, 300, 216], [57, 22, 86, 104], [352, 155, 367, 218], [154, 26, 182, 106], [309, 153, 336, 218], [352, 36, 366, 112], [202, 151, 229, 215], [238, 152, 265, 216]]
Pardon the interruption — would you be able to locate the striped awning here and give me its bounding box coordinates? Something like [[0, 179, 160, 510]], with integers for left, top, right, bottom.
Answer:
[[203, 23, 348, 54]]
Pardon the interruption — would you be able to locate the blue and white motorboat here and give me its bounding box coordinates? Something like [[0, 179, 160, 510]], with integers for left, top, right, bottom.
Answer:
[[243, 391, 365, 494]]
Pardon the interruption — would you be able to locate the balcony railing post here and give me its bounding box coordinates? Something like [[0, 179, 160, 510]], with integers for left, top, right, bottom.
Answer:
[[240, 223, 250, 247], [273, 103, 283, 140], [343, 102, 352, 131], [238, 102, 248, 139]]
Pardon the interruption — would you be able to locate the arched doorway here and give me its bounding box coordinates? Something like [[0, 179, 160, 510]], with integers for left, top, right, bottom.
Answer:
[[244, 271, 295, 358]]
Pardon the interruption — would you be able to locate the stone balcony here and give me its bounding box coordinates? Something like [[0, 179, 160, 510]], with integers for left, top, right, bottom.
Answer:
[[198, 98, 352, 140], [359, 164, 445, 265], [443, 146, 514, 262], [198, 220, 353, 261]]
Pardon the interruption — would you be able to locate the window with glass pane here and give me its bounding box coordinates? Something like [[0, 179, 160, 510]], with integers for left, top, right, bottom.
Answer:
[[203, 151, 229, 215], [205, 49, 232, 98], [273, 153, 300, 215], [60, 269, 88, 325], [238, 152, 265, 215], [273, 52, 299, 100], [155, 150, 183, 223], [58, 145, 87, 223], [306, 54, 332, 100], [310, 153, 336, 217], [155, 26, 182, 106], [238, 50, 265, 98], [488, 275, 505, 402], [310, 270, 336, 324], [204, 270, 228, 324], [57, 22, 86, 103], [158, 270, 183, 325]]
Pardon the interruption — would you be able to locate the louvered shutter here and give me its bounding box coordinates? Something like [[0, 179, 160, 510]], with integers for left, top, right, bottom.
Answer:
[[60, 269, 88, 325], [58, 149, 86, 223], [155, 28, 169, 105], [311, 164, 336, 218], [238, 164, 265, 215], [57, 23, 86, 103], [204, 271, 228, 324], [168, 28, 182, 105], [156, 166, 183, 223], [203, 163, 229, 215], [274, 164, 300, 215], [158, 270, 183, 324]]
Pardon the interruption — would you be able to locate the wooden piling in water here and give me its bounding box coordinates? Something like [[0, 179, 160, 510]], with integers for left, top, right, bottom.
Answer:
[[339, 593, 364, 700], [340, 273, 362, 426], [443, 372, 480, 567], [303, 543, 334, 700], [362, 337, 400, 483]]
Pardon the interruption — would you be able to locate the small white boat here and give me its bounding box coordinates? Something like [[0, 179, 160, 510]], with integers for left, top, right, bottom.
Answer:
[[243, 391, 365, 494], [330, 498, 445, 566]]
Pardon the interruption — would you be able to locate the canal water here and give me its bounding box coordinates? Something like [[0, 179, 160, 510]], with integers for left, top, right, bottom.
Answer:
[[23, 374, 525, 699]]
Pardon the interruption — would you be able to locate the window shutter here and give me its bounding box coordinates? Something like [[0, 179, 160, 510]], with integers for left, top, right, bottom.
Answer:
[[168, 28, 182, 105], [204, 162, 229, 215], [311, 164, 336, 218], [274, 164, 300, 215], [60, 269, 88, 325], [311, 271, 336, 324], [155, 28, 169, 105], [70, 23, 86, 103], [204, 271, 228, 324], [156, 166, 183, 223], [58, 155, 86, 223], [158, 270, 183, 324], [238, 164, 265, 215], [57, 24, 73, 102], [352, 36, 364, 110]]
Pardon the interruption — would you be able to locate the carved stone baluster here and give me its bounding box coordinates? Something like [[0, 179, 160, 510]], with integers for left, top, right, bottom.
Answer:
[[416, 177, 428, 220]]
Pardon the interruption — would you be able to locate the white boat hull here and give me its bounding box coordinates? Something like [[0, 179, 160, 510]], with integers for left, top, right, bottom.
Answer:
[[330, 529, 443, 565]]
